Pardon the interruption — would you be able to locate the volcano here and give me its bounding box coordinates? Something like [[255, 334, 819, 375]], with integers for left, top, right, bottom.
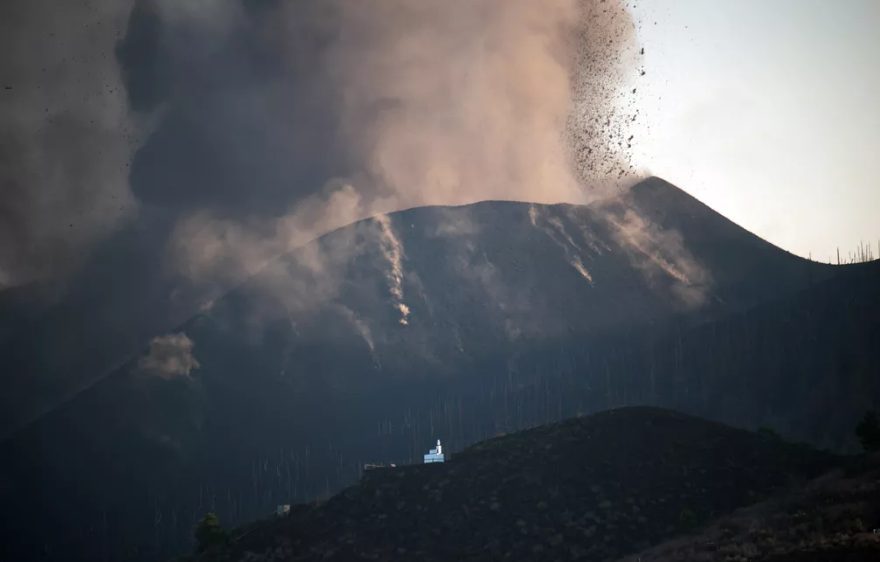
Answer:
[[1, 177, 877, 561]]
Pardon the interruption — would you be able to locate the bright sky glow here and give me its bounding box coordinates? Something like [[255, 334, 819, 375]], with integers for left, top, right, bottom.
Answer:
[[628, 0, 880, 261]]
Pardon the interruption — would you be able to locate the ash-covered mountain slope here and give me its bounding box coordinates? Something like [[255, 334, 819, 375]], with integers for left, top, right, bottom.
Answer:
[[169, 177, 827, 402], [187, 407, 851, 562], [0, 177, 867, 562], [0, 177, 825, 436]]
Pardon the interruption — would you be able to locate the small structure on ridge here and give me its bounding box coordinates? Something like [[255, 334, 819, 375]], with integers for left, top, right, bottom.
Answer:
[[423, 439, 445, 463]]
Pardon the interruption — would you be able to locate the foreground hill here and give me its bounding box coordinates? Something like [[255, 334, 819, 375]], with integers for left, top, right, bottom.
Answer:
[[2, 178, 875, 562], [622, 453, 880, 562], [188, 407, 862, 562]]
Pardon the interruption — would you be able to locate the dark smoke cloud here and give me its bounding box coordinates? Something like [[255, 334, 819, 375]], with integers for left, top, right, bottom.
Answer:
[[1, 0, 640, 290], [119, 0, 349, 218], [116, 0, 642, 287]]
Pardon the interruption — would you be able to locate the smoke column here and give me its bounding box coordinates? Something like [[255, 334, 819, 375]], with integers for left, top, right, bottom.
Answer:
[[0, 0, 641, 290]]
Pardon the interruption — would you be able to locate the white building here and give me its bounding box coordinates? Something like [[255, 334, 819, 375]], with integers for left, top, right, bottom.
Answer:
[[423, 439, 445, 463]]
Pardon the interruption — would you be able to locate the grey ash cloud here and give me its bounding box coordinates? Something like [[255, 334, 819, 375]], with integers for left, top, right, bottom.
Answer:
[[120, 0, 643, 288], [118, 0, 349, 219], [0, 0, 138, 288], [1, 0, 643, 294]]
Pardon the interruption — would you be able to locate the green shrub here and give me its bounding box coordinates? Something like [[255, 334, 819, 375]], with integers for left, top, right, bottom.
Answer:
[[194, 512, 228, 553]]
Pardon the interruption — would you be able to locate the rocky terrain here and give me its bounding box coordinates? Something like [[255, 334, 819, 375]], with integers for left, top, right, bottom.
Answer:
[[622, 454, 880, 562]]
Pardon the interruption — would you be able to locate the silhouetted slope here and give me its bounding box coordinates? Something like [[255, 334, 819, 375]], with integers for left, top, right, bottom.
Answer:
[[0, 178, 868, 562], [622, 453, 880, 562], [191, 408, 841, 562]]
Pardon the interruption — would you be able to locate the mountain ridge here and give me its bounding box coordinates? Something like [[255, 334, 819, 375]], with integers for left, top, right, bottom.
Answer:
[[0, 177, 824, 440], [0, 177, 841, 439]]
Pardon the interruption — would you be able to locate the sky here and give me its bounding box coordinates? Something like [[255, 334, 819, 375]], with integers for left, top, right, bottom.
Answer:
[[629, 0, 880, 261]]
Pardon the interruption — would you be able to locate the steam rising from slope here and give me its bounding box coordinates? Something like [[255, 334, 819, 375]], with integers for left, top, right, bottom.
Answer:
[[530, 205, 596, 286], [138, 332, 199, 379], [375, 214, 410, 325], [606, 208, 712, 307]]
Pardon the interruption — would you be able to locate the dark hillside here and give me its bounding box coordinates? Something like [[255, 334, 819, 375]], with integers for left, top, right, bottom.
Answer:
[[622, 453, 880, 562], [593, 259, 880, 449], [191, 407, 840, 562]]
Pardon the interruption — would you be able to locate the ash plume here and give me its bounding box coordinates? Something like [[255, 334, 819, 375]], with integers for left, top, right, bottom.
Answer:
[[131, 0, 642, 291], [0, 0, 139, 288], [1, 0, 645, 305]]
